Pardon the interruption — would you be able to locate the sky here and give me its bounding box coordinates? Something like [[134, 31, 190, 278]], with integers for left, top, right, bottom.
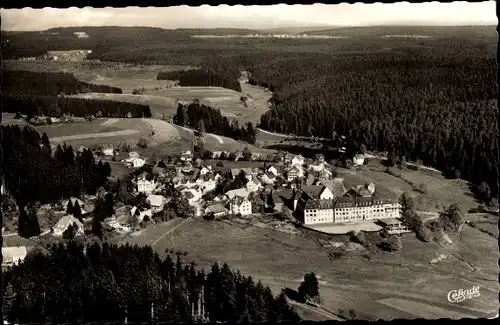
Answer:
[[1, 2, 496, 31]]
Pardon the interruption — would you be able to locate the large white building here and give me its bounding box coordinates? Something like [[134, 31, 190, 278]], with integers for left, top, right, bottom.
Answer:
[[294, 181, 401, 225]]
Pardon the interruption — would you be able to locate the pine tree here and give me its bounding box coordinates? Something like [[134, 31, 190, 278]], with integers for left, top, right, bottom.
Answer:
[[73, 201, 83, 222], [297, 272, 320, 303], [66, 199, 74, 215]]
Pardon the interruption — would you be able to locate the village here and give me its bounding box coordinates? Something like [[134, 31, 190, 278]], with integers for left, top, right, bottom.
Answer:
[[2, 139, 411, 269]]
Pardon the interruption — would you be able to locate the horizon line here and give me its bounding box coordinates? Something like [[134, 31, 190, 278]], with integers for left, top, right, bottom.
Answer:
[[2, 23, 497, 33]]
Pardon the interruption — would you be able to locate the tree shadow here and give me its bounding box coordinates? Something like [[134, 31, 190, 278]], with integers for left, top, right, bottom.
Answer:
[[283, 288, 304, 303]]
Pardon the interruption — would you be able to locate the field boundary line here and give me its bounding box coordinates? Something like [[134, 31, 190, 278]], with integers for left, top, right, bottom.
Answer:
[[151, 218, 191, 247]]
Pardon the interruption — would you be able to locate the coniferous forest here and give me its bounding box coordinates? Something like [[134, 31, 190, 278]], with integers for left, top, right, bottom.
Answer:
[[3, 70, 152, 118], [3, 242, 300, 324], [2, 125, 111, 207], [173, 102, 256, 144], [157, 69, 242, 92]]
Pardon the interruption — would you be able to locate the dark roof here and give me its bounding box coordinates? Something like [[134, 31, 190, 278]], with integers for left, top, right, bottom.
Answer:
[[265, 172, 276, 179], [304, 199, 334, 210], [301, 185, 326, 200], [206, 202, 228, 214], [334, 196, 392, 208], [275, 189, 294, 201]]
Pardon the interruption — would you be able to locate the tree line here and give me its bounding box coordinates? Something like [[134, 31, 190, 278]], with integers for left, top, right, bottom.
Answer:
[[1, 125, 112, 209], [157, 68, 241, 92], [4, 70, 122, 96], [3, 70, 152, 118], [3, 242, 300, 324], [173, 102, 256, 144], [4, 94, 152, 118]]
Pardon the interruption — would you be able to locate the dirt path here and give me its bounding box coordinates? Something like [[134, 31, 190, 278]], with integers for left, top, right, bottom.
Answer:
[[50, 129, 140, 142], [287, 299, 345, 321], [256, 127, 294, 138], [152, 218, 192, 247], [206, 133, 224, 144]]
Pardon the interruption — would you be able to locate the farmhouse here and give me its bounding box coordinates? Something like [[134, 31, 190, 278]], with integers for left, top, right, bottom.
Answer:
[[353, 154, 365, 166], [136, 175, 158, 195], [52, 215, 84, 237], [2, 246, 29, 267], [230, 195, 252, 216], [205, 202, 229, 218], [378, 218, 411, 235], [286, 166, 301, 181]]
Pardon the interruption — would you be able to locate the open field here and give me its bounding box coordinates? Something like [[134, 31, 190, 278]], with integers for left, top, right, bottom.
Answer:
[[201, 132, 276, 155], [4, 61, 273, 124], [255, 128, 294, 144], [34, 118, 186, 152], [3, 60, 195, 94], [1, 113, 30, 127], [354, 159, 480, 213], [116, 216, 499, 320]]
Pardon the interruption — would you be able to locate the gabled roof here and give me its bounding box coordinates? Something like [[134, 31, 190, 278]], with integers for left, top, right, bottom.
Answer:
[[232, 195, 249, 206], [301, 185, 327, 200], [54, 215, 84, 232], [354, 154, 364, 159], [265, 171, 276, 179], [206, 202, 228, 214]]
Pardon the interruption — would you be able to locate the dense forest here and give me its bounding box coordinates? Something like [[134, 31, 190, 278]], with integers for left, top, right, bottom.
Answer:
[[4, 94, 152, 118], [1, 125, 111, 208], [3, 70, 122, 95], [254, 54, 498, 196], [3, 242, 300, 324], [3, 26, 497, 195], [3, 70, 151, 117], [157, 68, 242, 92], [173, 102, 256, 144]]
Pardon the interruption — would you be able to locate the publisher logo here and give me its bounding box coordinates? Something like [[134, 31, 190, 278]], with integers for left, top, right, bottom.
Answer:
[[447, 286, 480, 303]]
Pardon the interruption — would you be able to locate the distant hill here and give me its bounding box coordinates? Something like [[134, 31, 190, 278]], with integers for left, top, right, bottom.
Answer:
[[259, 26, 336, 35], [306, 25, 497, 38], [174, 28, 263, 35]]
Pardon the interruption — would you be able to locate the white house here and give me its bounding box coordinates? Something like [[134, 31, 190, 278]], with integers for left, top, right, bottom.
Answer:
[[52, 215, 84, 237], [201, 178, 217, 194], [246, 178, 262, 193], [200, 165, 213, 176], [230, 195, 252, 216], [137, 176, 157, 195], [128, 151, 140, 158], [266, 165, 279, 177], [146, 194, 167, 212], [292, 155, 305, 166], [353, 154, 365, 166], [2, 246, 28, 267], [261, 172, 276, 185], [287, 166, 301, 181], [130, 205, 153, 222], [309, 162, 325, 172], [103, 147, 114, 156], [180, 150, 194, 162]]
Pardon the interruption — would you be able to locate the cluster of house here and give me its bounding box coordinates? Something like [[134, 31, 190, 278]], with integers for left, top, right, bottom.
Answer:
[[91, 145, 147, 168], [130, 151, 402, 229]]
